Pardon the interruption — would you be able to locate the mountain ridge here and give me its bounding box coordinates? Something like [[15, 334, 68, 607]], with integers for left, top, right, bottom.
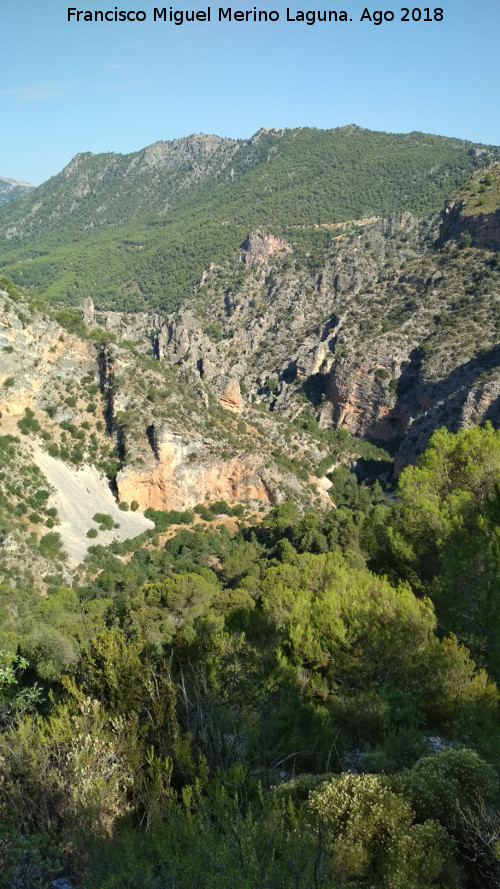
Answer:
[[0, 175, 34, 206], [1, 125, 498, 313]]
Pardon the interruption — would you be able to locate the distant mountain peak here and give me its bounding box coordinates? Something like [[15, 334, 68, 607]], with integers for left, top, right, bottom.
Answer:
[[61, 152, 94, 177], [0, 176, 34, 205], [250, 127, 287, 142], [0, 176, 32, 187]]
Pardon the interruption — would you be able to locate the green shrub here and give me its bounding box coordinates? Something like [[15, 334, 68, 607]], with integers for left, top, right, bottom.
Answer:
[[210, 500, 232, 515], [194, 505, 216, 522], [309, 773, 454, 888], [144, 509, 194, 531], [39, 532, 64, 560], [92, 513, 114, 531], [55, 309, 87, 334], [394, 748, 497, 827], [393, 748, 499, 886], [17, 409, 41, 435]]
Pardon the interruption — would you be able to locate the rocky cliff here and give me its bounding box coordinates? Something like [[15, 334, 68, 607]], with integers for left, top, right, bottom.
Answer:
[[116, 425, 278, 512], [438, 164, 500, 251], [142, 201, 499, 471], [439, 200, 500, 251]]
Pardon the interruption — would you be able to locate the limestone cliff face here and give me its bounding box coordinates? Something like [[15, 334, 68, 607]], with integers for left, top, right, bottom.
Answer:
[[324, 340, 500, 475], [0, 306, 95, 417], [439, 200, 500, 251], [116, 426, 277, 511], [1, 289, 321, 580], [154, 309, 213, 366], [392, 365, 500, 476], [324, 360, 407, 440], [132, 134, 238, 173], [240, 231, 292, 265], [217, 378, 242, 412], [152, 309, 242, 411]]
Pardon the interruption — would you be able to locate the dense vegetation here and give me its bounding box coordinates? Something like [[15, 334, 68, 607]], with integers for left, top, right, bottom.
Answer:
[[453, 163, 500, 216], [0, 126, 494, 312], [1, 425, 499, 888]]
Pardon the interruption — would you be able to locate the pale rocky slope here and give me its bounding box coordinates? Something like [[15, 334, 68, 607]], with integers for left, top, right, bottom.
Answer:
[[33, 446, 153, 563]]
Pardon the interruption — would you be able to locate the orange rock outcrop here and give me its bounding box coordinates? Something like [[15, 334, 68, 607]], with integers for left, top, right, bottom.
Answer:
[[117, 429, 274, 511]]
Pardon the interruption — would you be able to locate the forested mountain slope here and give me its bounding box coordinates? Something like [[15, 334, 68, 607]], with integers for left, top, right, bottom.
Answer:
[[0, 126, 497, 311]]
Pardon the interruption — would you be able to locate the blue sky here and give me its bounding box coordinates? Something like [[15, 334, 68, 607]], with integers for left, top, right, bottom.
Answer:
[[2, 0, 499, 184]]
